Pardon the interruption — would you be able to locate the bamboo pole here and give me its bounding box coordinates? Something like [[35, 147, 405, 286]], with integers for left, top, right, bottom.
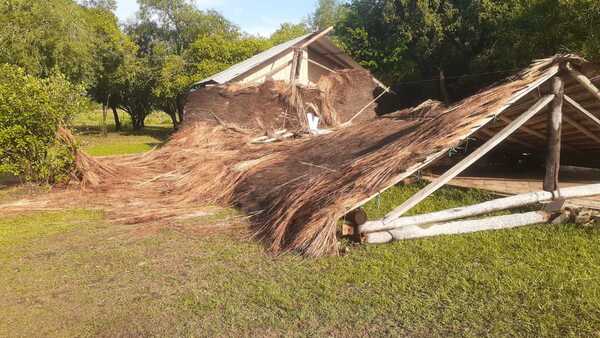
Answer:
[[382, 94, 555, 223], [544, 76, 564, 192], [364, 211, 553, 244], [360, 183, 600, 234]]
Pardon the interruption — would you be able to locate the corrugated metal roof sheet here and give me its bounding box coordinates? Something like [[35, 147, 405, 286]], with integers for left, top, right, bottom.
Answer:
[[195, 32, 315, 86]]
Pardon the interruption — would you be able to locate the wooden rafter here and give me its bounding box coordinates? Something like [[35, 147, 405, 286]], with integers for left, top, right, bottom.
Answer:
[[564, 95, 600, 129], [382, 95, 555, 222], [566, 62, 600, 103]]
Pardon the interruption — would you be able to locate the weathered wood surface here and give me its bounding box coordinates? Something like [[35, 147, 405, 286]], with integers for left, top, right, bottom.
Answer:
[[360, 183, 600, 234], [544, 76, 564, 192], [365, 211, 553, 244]]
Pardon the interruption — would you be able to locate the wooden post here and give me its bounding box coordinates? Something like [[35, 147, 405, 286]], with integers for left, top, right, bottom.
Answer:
[[544, 76, 564, 192]]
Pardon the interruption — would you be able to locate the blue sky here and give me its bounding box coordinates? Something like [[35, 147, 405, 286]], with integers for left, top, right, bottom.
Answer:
[[115, 0, 316, 36]]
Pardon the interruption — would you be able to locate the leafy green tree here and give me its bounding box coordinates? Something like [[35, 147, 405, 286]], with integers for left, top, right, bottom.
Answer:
[[80, 0, 117, 11], [0, 64, 88, 183], [270, 23, 310, 45], [0, 0, 97, 85], [136, 0, 239, 54], [309, 0, 348, 30], [185, 34, 272, 80], [337, 0, 600, 106]]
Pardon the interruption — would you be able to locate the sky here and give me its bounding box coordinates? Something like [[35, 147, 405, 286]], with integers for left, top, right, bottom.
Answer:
[[115, 0, 316, 37]]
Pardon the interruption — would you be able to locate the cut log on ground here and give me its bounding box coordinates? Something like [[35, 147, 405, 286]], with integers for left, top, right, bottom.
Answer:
[[364, 211, 553, 244], [360, 183, 600, 234]]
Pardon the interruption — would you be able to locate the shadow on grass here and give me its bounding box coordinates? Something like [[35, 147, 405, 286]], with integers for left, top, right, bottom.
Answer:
[[74, 125, 174, 142]]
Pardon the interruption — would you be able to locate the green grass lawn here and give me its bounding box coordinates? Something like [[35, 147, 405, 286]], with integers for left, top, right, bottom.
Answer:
[[1, 110, 599, 337], [1, 187, 599, 337], [73, 109, 173, 156]]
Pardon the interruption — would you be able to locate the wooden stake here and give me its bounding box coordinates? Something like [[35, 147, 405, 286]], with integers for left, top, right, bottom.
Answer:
[[544, 77, 564, 192], [382, 95, 555, 223], [365, 211, 553, 243], [360, 183, 600, 234]]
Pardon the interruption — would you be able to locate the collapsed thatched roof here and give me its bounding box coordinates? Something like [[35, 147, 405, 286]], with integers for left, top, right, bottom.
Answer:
[[226, 54, 600, 256]]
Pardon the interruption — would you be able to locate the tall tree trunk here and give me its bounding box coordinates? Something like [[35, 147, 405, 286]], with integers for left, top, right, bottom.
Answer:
[[112, 106, 121, 131], [169, 111, 179, 130], [101, 103, 108, 136], [439, 68, 450, 104]]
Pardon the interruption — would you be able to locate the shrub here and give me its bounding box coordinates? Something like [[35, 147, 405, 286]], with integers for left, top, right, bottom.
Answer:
[[0, 64, 88, 183]]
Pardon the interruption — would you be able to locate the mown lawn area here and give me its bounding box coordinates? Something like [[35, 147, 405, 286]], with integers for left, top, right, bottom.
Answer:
[[1, 112, 599, 337], [72, 109, 173, 156]]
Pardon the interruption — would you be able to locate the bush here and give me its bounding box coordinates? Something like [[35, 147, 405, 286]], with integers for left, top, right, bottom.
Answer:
[[0, 64, 88, 183]]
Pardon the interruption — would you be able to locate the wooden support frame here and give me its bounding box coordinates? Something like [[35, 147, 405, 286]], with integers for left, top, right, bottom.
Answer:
[[382, 94, 555, 223], [343, 64, 560, 216], [564, 115, 600, 144]]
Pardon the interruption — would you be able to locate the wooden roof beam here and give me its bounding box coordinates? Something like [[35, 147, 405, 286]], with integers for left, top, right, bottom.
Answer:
[[565, 94, 600, 130], [566, 62, 600, 104]]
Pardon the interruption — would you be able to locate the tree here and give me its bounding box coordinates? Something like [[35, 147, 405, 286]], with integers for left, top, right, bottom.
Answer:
[[79, 0, 117, 11], [136, 0, 239, 54], [337, 0, 600, 107], [270, 23, 310, 45], [0, 64, 88, 183], [309, 0, 347, 30], [185, 34, 272, 80]]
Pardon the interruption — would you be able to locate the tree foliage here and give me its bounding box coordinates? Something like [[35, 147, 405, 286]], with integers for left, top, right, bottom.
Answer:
[[0, 64, 88, 182], [337, 0, 600, 106], [270, 23, 310, 45]]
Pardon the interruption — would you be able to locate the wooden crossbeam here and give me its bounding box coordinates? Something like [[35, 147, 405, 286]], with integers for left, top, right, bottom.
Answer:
[[382, 95, 555, 222], [307, 58, 337, 74]]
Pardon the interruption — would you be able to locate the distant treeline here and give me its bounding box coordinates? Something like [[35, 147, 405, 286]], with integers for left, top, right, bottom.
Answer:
[[1, 0, 599, 127]]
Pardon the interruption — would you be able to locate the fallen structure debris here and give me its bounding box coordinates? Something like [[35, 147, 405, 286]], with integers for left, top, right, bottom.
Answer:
[[4, 53, 600, 257]]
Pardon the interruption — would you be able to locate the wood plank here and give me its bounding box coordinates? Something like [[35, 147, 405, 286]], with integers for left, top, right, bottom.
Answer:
[[544, 77, 564, 192], [564, 94, 600, 129], [382, 95, 555, 223], [564, 115, 600, 144], [307, 58, 337, 74]]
